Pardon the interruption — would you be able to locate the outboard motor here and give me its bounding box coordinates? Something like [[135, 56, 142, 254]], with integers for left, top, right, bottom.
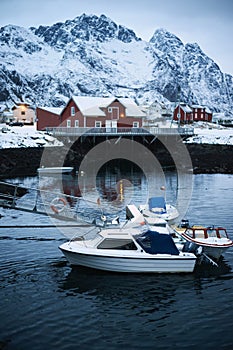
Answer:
[[180, 219, 190, 228], [182, 241, 203, 256]]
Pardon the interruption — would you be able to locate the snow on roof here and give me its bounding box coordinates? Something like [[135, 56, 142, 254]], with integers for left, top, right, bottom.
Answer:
[[179, 104, 192, 113], [71, 96, 145, 117], [191, 105, 212, 113], [38, 107, 63, 115], [118, 98, 145, 117], [191, 104, 204, 108]]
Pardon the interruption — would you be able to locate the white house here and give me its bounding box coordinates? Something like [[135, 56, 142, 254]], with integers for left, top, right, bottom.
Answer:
[[12, 102, 36, 124]]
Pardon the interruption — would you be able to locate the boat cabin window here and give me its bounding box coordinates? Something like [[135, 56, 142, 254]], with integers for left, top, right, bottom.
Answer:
[[97, 238, 137, 250], [194, 229, 205, 238], [218, 229, 228, 238], [207, 228, 216, 238], [151, 222, 167, 228]]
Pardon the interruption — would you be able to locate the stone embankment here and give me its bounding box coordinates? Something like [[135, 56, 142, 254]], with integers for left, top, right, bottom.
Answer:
[[0, 143, 232, 179]]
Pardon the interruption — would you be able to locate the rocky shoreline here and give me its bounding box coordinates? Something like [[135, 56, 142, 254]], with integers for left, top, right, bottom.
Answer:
[[186, 143, 233, 174], [0, 143, 232, 179]]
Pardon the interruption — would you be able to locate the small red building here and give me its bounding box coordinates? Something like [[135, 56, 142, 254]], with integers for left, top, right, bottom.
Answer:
[[37, 96, 145, 131], [173, 103, 212, 123], [36, 107, 63, 130]]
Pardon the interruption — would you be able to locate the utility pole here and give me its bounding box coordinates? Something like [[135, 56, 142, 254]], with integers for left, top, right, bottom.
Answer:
[[177, 85, 181, 128], [170, 85, 181, 128]]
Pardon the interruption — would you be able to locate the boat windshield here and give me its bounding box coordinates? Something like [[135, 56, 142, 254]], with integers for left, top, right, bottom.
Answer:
[[97, 238, 137, 250], [149, 197, 166, 213], [217, 228, 228, 239], [136, 230, 179, 255], [207, 228, 217, 238]]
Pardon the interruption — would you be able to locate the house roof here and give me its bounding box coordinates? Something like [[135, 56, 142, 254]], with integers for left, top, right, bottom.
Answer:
[[38, 107, 63, 115], [71, 96, 145, 118], [177, 104, 192, 113], [191, 105, 212, 113]]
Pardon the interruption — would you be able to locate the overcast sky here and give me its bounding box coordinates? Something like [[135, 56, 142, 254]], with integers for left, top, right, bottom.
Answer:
[[1, 0, 233, 75]]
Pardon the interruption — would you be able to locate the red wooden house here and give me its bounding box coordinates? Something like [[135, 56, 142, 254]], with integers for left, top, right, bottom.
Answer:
[[191, 104, 212, 122], [36, 96, 145, 131], [173, 103, 212, 123], [173, 103, 192, 123]]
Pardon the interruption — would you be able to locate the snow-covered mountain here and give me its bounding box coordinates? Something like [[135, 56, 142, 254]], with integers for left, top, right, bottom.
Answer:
[[0, 13, 232, 115]]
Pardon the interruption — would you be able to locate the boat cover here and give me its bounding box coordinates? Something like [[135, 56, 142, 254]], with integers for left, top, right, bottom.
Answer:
[[149, 197, 166, 213], [136, 230, 179, 255]]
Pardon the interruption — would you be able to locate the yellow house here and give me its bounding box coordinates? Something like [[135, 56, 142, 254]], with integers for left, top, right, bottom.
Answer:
[[12, 102, 35, 124]]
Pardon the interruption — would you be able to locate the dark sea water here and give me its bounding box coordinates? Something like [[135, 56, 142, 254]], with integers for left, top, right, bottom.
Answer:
[[1, 170, 233, 350]]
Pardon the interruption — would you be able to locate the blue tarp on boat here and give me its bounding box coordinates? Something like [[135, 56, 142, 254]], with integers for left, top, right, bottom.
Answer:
[[149, 197, 166, 213], [136, 230, 179, 255]]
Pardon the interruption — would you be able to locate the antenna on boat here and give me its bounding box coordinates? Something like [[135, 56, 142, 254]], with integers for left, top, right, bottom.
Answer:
[[97, 197, 107, 222]]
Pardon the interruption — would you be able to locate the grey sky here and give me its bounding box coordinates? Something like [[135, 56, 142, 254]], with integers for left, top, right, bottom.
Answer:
[[1, 0, 232, 75]]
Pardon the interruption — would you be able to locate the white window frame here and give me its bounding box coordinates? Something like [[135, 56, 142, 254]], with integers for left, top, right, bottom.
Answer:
[[75, 120, 79, 127], [67, 119, 71, 127], [133, 121, 139, 128], [95, 121, 102, 127], [71, 106, 75, 116]]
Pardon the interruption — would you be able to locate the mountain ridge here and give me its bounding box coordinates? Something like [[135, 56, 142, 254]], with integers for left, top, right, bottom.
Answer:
[[0, 13, 232, 116]]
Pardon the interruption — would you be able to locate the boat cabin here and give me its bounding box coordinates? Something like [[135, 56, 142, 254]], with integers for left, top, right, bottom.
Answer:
[[184, 227, 229, 240], [95, 229, 180, 255]]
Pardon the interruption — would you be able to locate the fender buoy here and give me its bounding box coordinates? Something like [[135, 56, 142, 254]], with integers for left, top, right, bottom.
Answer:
[[101, 215, 107, 222], [50, 197, 67, 214]]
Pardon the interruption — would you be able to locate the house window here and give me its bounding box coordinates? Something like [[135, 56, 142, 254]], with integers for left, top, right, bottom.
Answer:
[[67, 120, 71, 127], [21, 111, 25, 115], [71, 106, 75, 116], [95, 121, 102, 127], [108, 107, 112, 113], [133, 122, 139, 128], [75, 120, 79, 127]]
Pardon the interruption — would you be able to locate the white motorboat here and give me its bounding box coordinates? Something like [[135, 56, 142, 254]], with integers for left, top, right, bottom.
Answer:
[[139, 196, 179, 224], [59, 226, 197, 273], [37, 166, 74, 175], [174, 224, 233, 261]]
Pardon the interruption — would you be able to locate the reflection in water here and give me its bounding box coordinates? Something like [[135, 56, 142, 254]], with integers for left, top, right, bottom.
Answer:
[[58, 256, 232, 301], [194, 256, 232, 278], [59, 266, 181, 312], [55, 260, 233, 349]]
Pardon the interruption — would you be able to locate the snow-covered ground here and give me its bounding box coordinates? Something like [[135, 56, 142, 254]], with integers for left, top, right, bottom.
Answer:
[[1, 121, 233, 148], [185, 122, 233, 145], [157, 120, 233, 145], [0, 124, 63, 148]]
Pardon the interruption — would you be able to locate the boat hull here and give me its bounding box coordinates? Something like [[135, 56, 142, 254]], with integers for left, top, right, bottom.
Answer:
[[203, 246, 230, 260], [59, 244, 196, 273], [182, 239, 232, 260], [181, 234, 233, 260]]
